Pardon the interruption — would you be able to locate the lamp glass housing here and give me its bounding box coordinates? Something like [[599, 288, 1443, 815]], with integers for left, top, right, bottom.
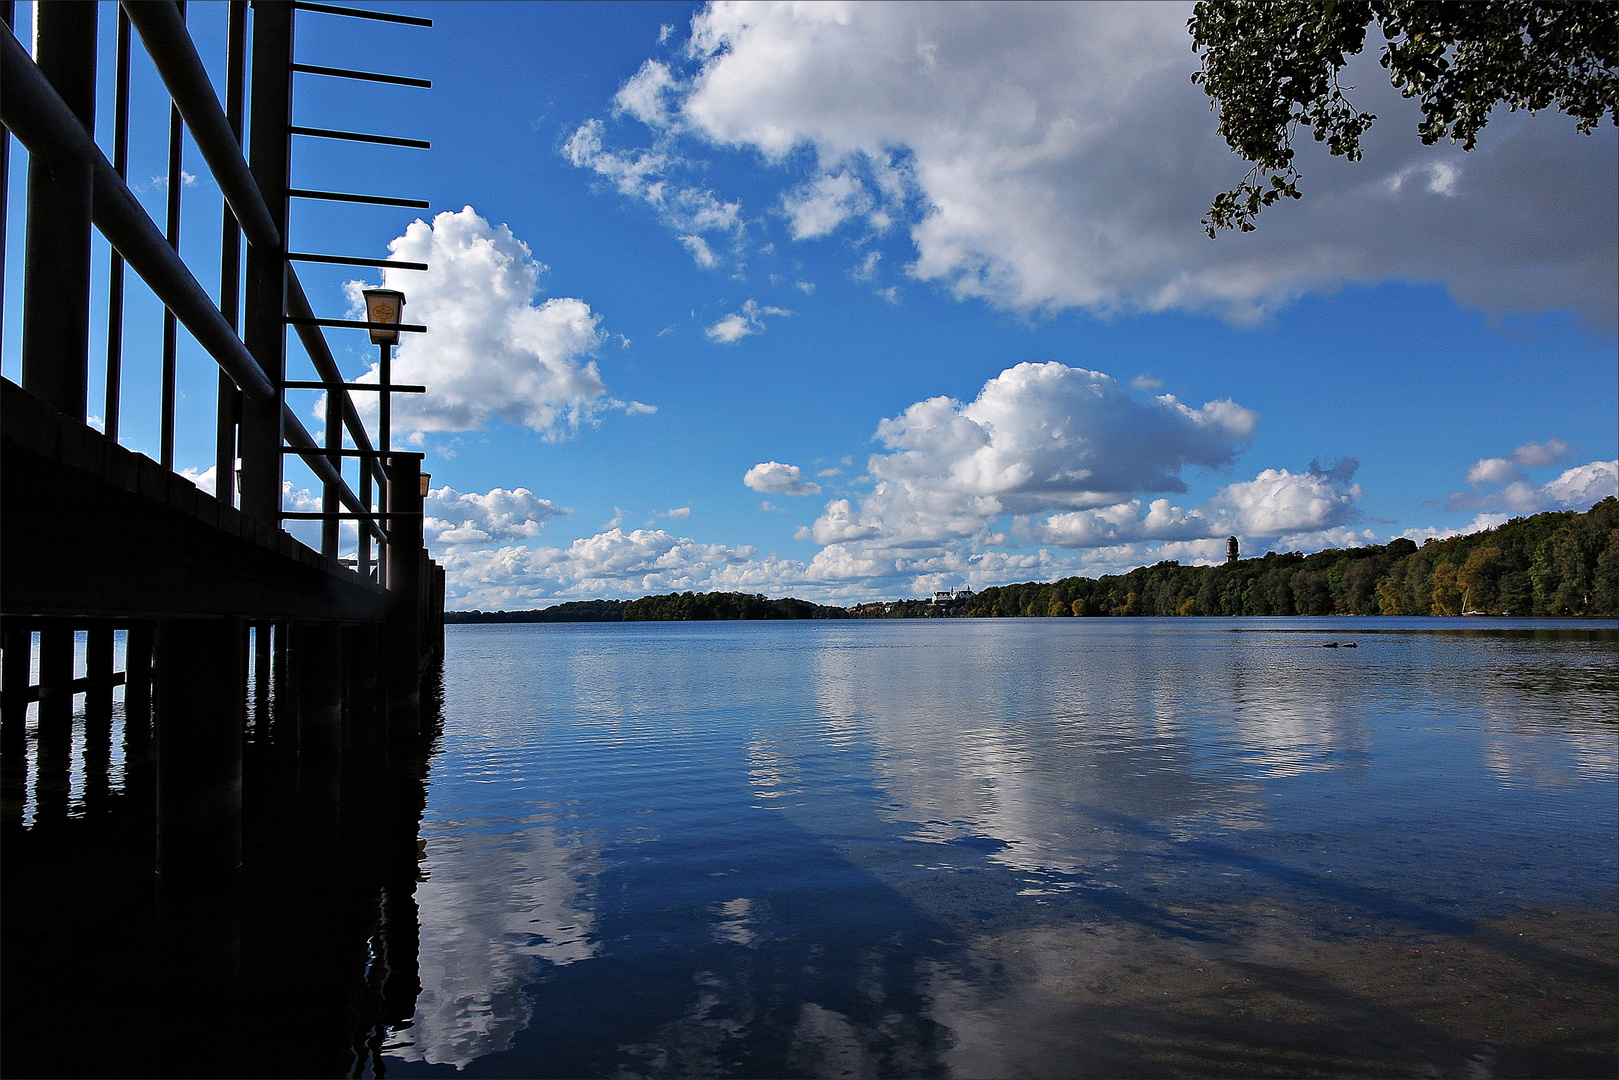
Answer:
[[419, 473, 431, 498], [362, 288, 406, 345]]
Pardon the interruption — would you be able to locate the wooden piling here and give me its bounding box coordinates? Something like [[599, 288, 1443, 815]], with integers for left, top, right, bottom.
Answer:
[[384, 454, 425, 742], [297, 621, 343, 817], [343, 623, 382, 784], [83, 627, 114, 812], [156, 618, 244, 876], [34, 627, 73, 824], [253, 622, 273, 729], [124, 623, 154, 767], [1, 630, 30, 823]]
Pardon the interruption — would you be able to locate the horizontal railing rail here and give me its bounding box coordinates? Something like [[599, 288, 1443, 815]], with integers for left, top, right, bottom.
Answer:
[[289, 187, 429, 208], [290, 124, 430, 149], [285, 316, 429, 333], [292, 1, 433, 27], [292, 62, 430, 88], [284, 381, 426, 393], [287, 252, 428, 270]]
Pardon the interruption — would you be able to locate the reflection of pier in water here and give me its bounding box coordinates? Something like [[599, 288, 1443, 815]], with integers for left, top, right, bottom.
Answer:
[[2, 3, 444, 1074]]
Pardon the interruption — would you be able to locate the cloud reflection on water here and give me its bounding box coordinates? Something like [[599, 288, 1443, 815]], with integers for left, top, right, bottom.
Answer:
[[387, 620, 1616, 1077], [801, 623, 1303, 886], [393, 822, 601, 1068]]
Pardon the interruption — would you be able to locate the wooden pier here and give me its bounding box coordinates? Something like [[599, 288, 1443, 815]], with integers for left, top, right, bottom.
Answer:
[[1, 0, 445, 878]]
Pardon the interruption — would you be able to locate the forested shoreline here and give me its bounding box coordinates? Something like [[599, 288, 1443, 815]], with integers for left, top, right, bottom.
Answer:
[[446, 498, 1618, 622], [912, 497, 1616, 619]]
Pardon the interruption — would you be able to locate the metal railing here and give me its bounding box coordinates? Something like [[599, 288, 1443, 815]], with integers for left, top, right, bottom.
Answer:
[[0, 0, 432, 581]]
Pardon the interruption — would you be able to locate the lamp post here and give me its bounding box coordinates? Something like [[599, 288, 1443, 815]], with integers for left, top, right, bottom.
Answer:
[[361, 288, 405, 586], [361, 287, 405, 454]]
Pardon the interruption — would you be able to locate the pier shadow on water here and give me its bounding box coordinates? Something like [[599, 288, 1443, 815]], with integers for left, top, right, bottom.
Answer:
[[1, 667, 444, 1080]]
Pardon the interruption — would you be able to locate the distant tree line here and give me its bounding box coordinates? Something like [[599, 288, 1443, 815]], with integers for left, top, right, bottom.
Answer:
[[445, 599, 626, 623], [864, 497, 1615, 619], [444, 499, 1616, 623], [622, 592, 851, 621], [447, 593, 852, 623]]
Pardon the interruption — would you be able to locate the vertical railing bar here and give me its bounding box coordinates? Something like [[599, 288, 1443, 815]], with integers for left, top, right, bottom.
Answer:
[[240, 0, 293, 526], [104, 6, 131, 443], [322, 376, 340, 557], [20, 2, 97, 423], [379, 342, 390, 459], [216, 0, 247, 505], [379, 341, 391, 584], [0, 2, 11, 339], [159, 1, 186, 471], [358, 466, 372, 581]]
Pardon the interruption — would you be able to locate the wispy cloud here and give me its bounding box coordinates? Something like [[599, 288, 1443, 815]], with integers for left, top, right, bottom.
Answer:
[[563, 119, 742, 257], [706, 299, 791, 343]]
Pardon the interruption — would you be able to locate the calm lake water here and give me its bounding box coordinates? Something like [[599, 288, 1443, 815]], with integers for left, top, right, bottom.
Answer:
[[3, 617, 1615, 1078], [386, 618, 1616, 1078]]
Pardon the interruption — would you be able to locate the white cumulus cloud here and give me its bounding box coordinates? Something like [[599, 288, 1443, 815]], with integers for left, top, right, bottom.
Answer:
[[591, 1, 1614, 328], [424, 485, 569, 551], [765, 362, 1384, 598], [1029, 461, 1363, 550], [1448, 449, 1617, 515], [343, 207, 651, 440], [1467, 457, 1522, 486], [1538, 460, 1619, 510], [838, 362, 1258, 540], [439, 528, 797, 609], [1210, 465, 1363, 537], [744, 461, 823, 496]]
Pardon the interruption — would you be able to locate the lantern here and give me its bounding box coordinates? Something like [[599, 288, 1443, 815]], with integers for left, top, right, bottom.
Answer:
[[361, 288, 406, 346]]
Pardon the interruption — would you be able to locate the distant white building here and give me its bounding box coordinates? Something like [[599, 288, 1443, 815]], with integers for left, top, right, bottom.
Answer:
[[931, 588, 975, 603]]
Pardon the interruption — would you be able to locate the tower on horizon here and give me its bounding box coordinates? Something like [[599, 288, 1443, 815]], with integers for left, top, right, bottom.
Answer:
[[1226, 536, 1239, 564]]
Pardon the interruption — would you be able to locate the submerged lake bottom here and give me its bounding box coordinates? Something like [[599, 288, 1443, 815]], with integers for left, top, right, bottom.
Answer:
[[4, 617, 1616, 1078]]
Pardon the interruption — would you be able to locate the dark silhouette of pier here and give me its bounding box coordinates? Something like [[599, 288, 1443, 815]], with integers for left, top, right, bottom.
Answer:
[[2, 3, 446, 1072]]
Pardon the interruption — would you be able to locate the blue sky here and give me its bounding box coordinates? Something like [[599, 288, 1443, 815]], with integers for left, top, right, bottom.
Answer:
[[3, 1, 1615, 608]]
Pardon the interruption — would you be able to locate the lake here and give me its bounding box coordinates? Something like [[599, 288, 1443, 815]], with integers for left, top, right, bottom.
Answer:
[[3, 617, 1615, 1078], [390, 617, 1616, 1078]]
